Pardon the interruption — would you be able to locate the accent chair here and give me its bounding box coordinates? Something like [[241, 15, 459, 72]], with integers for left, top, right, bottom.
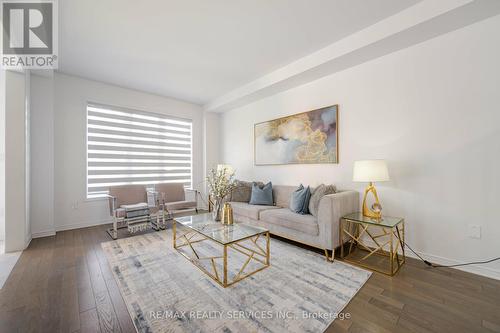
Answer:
[[107, 184, 158, 239], [154, 183, 198, 221]]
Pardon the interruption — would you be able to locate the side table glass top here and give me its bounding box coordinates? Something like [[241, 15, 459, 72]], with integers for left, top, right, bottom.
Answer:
[[343, 212, 404, 228], [174, 213, 268, 245]]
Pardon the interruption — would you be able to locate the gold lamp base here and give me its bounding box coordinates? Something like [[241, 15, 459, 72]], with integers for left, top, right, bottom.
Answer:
[[362, 182, 382, 219]]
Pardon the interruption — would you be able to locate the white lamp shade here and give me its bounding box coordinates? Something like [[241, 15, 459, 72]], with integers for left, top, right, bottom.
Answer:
[[217, 164, 234, 175], [353, 160, 390, 182]]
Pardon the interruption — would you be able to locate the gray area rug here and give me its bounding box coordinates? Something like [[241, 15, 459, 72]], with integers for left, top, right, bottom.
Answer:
[[101, 229, 371, 333]]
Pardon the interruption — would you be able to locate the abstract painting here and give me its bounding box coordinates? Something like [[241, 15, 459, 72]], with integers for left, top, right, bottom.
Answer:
[[254, 105, 338, 165]]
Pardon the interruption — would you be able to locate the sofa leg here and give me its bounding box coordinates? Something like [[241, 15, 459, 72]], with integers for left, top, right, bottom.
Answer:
[[324, 249, 334, 262]]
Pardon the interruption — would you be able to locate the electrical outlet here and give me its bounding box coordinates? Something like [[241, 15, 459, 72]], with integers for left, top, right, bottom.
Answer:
[[71, 201, 79, 210], [468, 224, 481, 239]]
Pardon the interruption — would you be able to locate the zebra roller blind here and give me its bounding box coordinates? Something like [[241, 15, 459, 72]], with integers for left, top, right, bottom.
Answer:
[[86, 103, 193, 199]]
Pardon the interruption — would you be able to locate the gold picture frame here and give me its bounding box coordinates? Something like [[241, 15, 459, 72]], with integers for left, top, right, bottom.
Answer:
[[254, 105, 339, 165]]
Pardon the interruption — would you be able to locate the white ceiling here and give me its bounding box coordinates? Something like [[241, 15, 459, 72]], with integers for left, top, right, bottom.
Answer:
[[59, 0, 420, 105]]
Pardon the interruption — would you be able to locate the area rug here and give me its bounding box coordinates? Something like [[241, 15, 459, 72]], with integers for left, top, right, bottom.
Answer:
[[101, 229, 371, 333]]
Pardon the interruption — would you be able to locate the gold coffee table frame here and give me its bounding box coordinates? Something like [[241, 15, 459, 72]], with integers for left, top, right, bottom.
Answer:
[[340, 213, 405, 276], [173, 218, 270, 288]]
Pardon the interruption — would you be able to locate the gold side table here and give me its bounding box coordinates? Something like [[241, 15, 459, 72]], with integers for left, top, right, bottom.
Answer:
[[340, 212, 405, 276]]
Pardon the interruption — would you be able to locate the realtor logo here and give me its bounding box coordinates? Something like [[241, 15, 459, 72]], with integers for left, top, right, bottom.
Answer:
[[1, 0, 58, 69]]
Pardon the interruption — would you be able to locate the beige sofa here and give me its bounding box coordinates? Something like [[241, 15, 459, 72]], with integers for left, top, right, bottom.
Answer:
[[229, 185, 359, 261]]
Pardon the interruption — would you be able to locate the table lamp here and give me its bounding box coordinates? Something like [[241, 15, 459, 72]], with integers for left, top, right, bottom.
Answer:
[[353, 160, 390, 219]]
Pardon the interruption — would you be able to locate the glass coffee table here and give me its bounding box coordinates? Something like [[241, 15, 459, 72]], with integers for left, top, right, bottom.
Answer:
[[173, 213, 270, 287]]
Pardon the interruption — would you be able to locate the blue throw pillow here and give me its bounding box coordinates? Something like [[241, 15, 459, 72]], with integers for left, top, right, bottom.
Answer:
[[290, 184, 311, 214], [290, 184, 305, 212], [301, 186, 311, 214], [249, 182, 273, 205]]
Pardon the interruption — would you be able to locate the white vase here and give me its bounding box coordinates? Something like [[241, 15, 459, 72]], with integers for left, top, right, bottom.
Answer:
[[212, 198, 222, 221]]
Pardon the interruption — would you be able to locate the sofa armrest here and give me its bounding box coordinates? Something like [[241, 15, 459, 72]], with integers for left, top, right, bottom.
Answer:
[[317, 190, 359, 249]]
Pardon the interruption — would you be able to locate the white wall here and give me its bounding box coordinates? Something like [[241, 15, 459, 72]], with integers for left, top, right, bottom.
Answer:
[[24, 72, 31, 246], [202, 111, 220, 203], [37, 73, 204, 233], [203, 112, 220, 172], [30, 74, 55, 238], [4, 71, 29, 252], [219, 15, 500, 278], [0, 70, 5, 243]]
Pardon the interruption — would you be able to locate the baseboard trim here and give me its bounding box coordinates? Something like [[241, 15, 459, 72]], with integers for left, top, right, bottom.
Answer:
[[31, 229, 56, 238], [31, 219, 500, 281], [406, 250, 500, 281], [24, 235, 32, 249], [55, 219, 113, 232], [31, 219, 112, 239], [359, 235, 500, 281]]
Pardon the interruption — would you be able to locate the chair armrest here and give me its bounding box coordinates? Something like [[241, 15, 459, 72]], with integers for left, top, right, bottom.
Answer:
[[185, 189, 198, 207], [107, 195, 117, 217], [317, 190, 359, 249]]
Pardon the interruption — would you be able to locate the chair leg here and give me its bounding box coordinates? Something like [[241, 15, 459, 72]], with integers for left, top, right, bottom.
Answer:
[[324, 249, 334, 262], [152, 213, 160, 231], [107, 217, 118, 239]]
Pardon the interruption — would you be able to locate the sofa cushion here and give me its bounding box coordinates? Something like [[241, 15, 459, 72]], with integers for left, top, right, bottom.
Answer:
[[230, 180, 263, 202], [259, 208, 319, 236], [165, 200, 197, 211], [249, 182, 274, 205], [230, 180, 252, 202], [115, 208, 126, 218], [121, 202, 148, 211], [229, 201, 279, 220], [272, 185, 297, 207], [309, 184, 336, 217]]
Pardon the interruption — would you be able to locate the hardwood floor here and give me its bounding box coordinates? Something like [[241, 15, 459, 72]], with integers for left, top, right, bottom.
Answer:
[[1, 224, 499, 333]]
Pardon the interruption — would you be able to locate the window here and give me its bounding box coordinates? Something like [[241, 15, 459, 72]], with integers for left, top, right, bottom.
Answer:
[[86, 103, 192, 199]]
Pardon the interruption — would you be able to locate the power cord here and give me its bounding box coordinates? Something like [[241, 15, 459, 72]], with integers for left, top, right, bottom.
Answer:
[[394, 234, 500, 268]]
